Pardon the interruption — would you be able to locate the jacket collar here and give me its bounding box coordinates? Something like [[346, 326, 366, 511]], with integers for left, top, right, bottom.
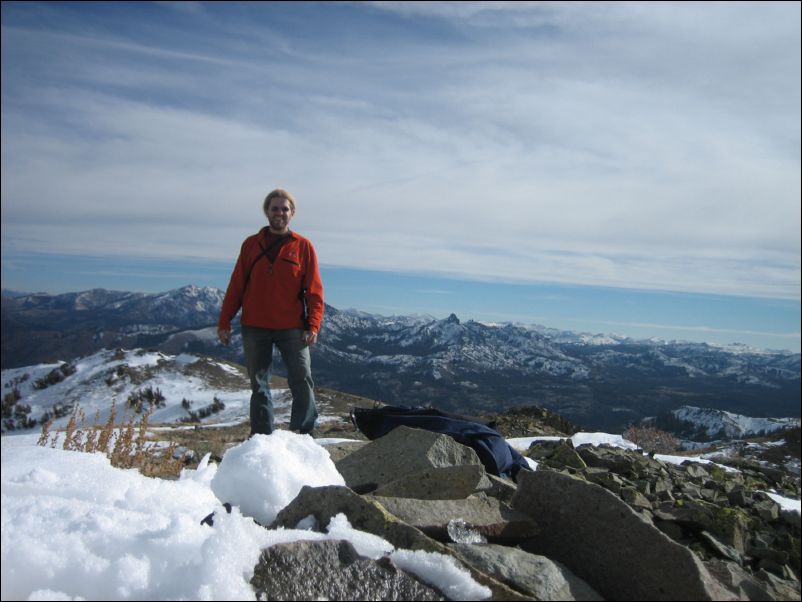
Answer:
[[259, 226, 296, 239]]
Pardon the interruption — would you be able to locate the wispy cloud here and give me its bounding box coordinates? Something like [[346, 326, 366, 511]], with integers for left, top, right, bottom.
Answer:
[[2, 2, 799, 301], [572, 318, 801, 341]]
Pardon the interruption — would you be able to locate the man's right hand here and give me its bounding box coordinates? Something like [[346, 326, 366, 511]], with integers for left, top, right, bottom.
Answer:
[[218, 328, 232, 346]]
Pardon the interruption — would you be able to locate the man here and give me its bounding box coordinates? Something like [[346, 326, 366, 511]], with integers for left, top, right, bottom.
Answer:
[[218, 188, 324, 436]]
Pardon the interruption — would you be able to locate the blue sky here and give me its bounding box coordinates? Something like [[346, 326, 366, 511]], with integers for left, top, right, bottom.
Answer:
[[1, 1, 800, 351]]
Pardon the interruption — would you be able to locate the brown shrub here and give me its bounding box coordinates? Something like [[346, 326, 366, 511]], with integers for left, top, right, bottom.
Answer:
[[623, 424, 680, 454], [38, 402, 184, 479]]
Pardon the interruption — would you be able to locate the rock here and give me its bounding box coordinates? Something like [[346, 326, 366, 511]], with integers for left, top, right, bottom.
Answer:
[[450, 543, 603, 601], [710, 507, 749, 554], [653, 476, 673, 495], [621, 486, 652, 510], [525, 439, 564, 461], [680, 482, 704, 499], [370, 494, 539, 544], [372, 464, 488, 500], [512, 470, 732, 600], [700, 531, 743, 564], [755, 568, 802, 600], [479, 473, 518, 504], [250, 539, 444, 600], [323, 439, 369, 463], [335, 426, 483, 491], [270, 485, 444, 554], [584, 467, 624, 495], [576, 445, 638, 475], [684, 463, 711, 480], [542, 442, 587, 470], [753, 494, 781, 522], [653, 499, 718, 532], [704, 559, 774, 601]]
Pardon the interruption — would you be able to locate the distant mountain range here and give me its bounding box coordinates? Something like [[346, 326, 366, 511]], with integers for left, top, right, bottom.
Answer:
[[2, 286, 799, 432], [1, 285, 224, 368]]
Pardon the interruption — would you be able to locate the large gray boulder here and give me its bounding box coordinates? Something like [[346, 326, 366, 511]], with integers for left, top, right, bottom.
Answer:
[[372, 464, 488, 499], [335, 426, 482, 491], [450, 543, 603, 601], [512, 470, 733, 601], [250, 539, 444, 600]]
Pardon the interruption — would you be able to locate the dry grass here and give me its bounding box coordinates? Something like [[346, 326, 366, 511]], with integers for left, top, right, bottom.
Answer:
[[38, 402, 185, 479]]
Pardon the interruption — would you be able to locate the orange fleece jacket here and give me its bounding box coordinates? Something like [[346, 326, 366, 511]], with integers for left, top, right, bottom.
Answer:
[[218, 228, 324, 332]]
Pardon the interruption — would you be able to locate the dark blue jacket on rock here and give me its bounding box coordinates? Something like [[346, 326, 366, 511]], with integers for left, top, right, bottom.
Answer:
[[350, 405, 532, 482]]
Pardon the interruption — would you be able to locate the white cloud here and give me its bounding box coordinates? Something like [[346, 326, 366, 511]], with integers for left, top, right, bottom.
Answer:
[[1, 2, 799, 299]]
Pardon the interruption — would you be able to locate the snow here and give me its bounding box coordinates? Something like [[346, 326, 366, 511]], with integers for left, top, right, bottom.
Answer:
[[210, 431, 345, 525], [3, 349, 799, 600], [508, 431, 640, 452], [174, 353, 199, 365], [652, 453, 741, 473], [673, 405, 800, 439], [1, 432, 491, 601], [764, 492, 802, 514]]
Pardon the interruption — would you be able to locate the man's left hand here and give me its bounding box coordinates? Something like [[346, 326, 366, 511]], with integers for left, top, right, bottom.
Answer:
[[303, 330, 318, 346]]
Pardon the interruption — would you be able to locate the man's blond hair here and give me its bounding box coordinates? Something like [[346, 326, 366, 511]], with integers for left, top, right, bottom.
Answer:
[[263, 188, 296, 216]]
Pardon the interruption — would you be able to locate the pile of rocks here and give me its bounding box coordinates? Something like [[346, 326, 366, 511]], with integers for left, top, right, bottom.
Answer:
[[246, 425, 800, 600], [528, 439, 800, 599]]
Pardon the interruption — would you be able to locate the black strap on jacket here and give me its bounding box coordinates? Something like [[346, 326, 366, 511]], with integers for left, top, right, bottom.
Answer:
[[242, 230, 290, 292]]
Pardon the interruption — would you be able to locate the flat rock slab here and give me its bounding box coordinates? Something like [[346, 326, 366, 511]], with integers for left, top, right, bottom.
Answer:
[[371, 494, 539, 543]]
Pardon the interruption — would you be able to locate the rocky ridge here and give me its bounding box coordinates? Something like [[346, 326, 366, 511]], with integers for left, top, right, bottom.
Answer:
[[233, 408, 801, 601]]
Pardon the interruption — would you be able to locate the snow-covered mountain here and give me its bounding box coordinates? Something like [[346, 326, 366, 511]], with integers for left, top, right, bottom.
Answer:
[[3, 286, 800, 432], [667, 405, 801, 440], [1, 349, 251, 432], [320, 308, 589, 380], [7, 285, 223, 327]]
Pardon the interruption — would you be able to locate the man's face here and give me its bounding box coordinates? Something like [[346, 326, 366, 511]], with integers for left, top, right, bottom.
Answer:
[[267, 197, 294, 233]]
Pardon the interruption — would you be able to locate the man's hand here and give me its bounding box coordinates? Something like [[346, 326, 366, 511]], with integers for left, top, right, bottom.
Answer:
[[218, 328, 232, 346], [303, 330, 318, 346]]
